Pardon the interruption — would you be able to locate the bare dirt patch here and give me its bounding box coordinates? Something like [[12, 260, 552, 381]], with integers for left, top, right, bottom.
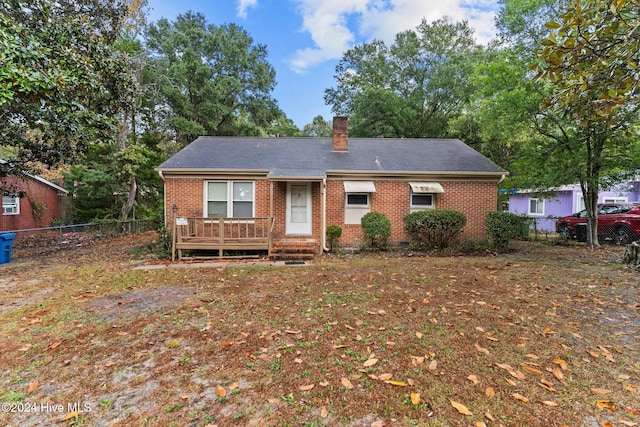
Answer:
[[0, 234, 638, 427]]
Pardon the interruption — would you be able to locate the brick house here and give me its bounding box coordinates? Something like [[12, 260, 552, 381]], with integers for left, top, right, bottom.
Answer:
[[156, 117, 508, 260], [1, 171, 69, 232]]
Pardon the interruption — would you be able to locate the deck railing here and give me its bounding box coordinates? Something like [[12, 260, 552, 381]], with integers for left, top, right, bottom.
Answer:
[[173, 217, 273, 261]]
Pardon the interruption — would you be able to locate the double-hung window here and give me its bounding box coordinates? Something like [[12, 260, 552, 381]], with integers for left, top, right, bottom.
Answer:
[[2, 196, 19, 215], [206, 181, 254, 218]]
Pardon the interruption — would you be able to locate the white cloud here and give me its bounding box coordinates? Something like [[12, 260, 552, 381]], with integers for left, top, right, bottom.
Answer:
[[237, 0, 258, 19], [288, 0, 498, 73]]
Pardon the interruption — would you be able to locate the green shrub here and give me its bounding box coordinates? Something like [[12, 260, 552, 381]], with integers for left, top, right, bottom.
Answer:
[[485, 211, 522, 252], [361, 211, 391, 250], [326, 225, 342, 252], [403, 209, 467, 250]]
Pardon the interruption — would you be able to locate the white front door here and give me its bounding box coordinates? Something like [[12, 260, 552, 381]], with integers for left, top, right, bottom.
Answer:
[[286, 183, 312, 235]]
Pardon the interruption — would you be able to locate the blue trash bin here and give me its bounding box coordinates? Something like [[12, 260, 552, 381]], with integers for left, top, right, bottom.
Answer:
[[0, 233, 16, 264]]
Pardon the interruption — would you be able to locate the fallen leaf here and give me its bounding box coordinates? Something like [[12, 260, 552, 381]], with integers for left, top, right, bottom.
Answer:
[[467, 375, 479, 384], [485, 411, 496, 421], [476, 422, 487, 427], [591, 388, 612, 394], [539, 379, 557, 393], [485, 387, 495, 397], [450, 399, 473, 415], [416, 331, 423, 339], [619, 420, 638, 426], [552, 368, 564, 381], [371, 420, 387, 427], [341, 377, 354, 389], [587, 349, 600, 359], [363, 358, 378, 367], [27, 381, 38, 394], [215, 385, 227, 397], [62, 412, 82, 421], [267, 398, 280, 403], [512, 393, 529, 403], [541, 400, 558, 407], [411, 356, 425, 366], [378, 373, 393, 381], [475, 343, 490, 355], [410, 392, 421, 405], [384, 380, 407, 387], [553, 359, 569, 370], [320, 406, 328, 419], [520, 364, 542, 375], [298, 384, 315, 391], [596, 400, 616, 412], [428, 360, 438, 371]]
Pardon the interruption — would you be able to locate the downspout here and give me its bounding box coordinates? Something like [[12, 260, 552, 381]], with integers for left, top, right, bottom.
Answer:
[[322, 178, 328, 252], [158, 170, 167, 227]]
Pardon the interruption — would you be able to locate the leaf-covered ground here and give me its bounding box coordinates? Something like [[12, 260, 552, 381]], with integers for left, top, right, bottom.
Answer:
[[0, 232, 638, 427]]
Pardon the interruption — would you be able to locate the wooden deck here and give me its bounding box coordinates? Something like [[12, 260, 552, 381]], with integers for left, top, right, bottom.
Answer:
[[172, 217, 273, 261]]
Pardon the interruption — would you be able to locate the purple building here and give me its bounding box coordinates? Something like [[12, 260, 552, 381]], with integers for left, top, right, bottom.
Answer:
[[507, 181, 640, 232]]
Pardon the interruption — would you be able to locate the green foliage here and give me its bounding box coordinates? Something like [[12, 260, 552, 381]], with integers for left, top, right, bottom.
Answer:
[[144, 11, 281, 144], [533, 0, 640, 245], [301, 116, 332, 137], [403, 209, 467, 250], [0, 0, 134, 180], [324, 17, 481, 138], [361, 212, 391, 250], [65, 165, 119, 222], [485, 211, 522, 252], [326, 225, 343, 252]]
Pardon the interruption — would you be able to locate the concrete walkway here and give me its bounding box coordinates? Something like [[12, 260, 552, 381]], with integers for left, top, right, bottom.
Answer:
[[133, 259, 310, 270]]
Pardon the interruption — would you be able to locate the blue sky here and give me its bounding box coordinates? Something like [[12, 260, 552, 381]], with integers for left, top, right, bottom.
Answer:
[[146, 0, 501, 128]]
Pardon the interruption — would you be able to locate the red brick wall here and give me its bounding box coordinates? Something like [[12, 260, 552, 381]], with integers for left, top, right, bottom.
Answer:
[[1, 175, 64, 232], [164, 177, 498, 246], [326, 180, 497, 246]]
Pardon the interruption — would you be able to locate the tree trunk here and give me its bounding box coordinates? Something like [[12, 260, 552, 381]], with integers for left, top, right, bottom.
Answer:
[[117, 112, 137, 221], [120, 177, 137, 220]]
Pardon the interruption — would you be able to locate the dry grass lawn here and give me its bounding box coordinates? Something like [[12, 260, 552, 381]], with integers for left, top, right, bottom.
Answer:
[[0, 232, 638, 427]]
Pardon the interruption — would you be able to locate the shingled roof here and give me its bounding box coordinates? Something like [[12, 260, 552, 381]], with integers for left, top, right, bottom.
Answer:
[[157, 136, 507, 178]]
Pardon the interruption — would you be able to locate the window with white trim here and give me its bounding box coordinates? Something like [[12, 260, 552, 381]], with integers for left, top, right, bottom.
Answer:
[[346, 193, 369, 208], [205, 181, 254, 218], [528, 197, 544, 216], [410, 192, 434, 211], [576, 194, 585, 212], [2, 196, 19, 215], [344, 193, 371, 224], [603, 197, 628, 204]]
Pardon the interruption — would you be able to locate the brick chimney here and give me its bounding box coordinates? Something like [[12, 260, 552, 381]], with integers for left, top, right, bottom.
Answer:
[[332, 116, 348, 152]]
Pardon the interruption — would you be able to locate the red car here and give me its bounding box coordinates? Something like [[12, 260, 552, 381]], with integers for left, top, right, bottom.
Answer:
[[556, 203, 640, 244]]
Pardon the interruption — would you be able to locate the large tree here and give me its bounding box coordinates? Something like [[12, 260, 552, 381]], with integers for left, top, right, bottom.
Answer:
[[535, 0, 640, 245], [0, 0, 134, 181], [324, 17, 481, 138], [145, 12, 281, 144]]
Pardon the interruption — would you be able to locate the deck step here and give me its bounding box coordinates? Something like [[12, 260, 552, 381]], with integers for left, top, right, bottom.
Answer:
[[270, 240, 318, 261]]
